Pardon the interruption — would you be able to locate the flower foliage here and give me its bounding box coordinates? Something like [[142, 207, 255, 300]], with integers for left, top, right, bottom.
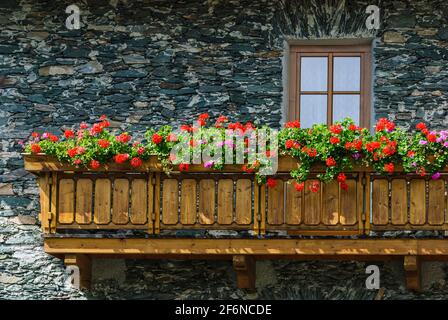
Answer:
[[24, 114, 448, 193]]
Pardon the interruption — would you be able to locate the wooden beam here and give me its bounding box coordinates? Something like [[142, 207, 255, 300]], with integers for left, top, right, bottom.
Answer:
[[404, 256, 421, 292], [233, 255, 256, 292], [64, 254, 92, 290], [44, 238, 448, 256]]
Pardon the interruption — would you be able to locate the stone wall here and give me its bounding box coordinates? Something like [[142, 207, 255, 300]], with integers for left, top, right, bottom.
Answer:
[[1, 0, 448, 299]]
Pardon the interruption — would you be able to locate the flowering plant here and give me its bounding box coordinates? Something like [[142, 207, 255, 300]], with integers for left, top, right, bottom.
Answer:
[[24, 114, 448, 193]]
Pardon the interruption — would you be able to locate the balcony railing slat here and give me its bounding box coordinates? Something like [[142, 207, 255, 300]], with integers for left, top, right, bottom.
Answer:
[[94, 178, 111, 224], [130, 179, 148, 225], [58, 179, 75, 224], [112, 178, 129, 225], [75, 179, 93, 224]]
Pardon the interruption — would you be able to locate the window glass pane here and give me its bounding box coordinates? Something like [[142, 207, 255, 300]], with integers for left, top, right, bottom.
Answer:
[[300, 57, 327, 91], [333, 57, 360, 91], [300, 95, 327, 128], [332, 94, 360, 124]]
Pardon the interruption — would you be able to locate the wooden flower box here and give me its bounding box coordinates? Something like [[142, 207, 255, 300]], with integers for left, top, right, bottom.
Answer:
[[23, 154, 448, 291]]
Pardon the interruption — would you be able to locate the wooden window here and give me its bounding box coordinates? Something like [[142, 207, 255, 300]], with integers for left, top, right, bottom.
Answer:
[[288, 44, 372, 128]]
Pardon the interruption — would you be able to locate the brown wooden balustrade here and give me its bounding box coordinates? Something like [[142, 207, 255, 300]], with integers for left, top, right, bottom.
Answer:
[[23, 154, 448, 292]]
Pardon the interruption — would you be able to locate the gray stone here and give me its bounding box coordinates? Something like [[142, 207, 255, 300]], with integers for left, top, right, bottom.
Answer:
[[0, 274, 21, 284], [122, 54, 150, 64], [111, 69, 148, 78], [38, 66, 75, 76], [77, 61, 103, 74]]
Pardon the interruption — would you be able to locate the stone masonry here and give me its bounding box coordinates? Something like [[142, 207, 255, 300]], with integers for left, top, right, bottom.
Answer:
[[1, 0, 448, 299]]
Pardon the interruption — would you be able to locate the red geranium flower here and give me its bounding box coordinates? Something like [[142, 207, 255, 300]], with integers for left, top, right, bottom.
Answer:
[[116, 133, 131, 143], [137, 147, 145, 155], [73, 159, 82, 165], [98, 139, 110, 148], [49, 134, 59, 142], [64, 130, 74, 139], [294, 182, 305, 192], [114, 153, 129, 164], [31, 132, 39, 138], [330, 136, 340, 144], [416, 122, 426, 131], [130, 157, 142, 168], [90, 160, 100, 170], [407, 150, 415, 158], [67, 148, 78, 158], [306, 148, 317, 158], [30, 144, 41, 154], [285, 120, 301, 128], [340, 181, 349, 191], [329, 124, 342, 134], [179, 163, 190, 172], [285, 139, 294, 149], [384, 162, 394, 174], [180, 124, 192, 132], [152, 133, 163, 144], [326, 157, 337, 167], [427, 133, 437, 143], [309, 181, 320, 193], [266, 178, 277, 188], [337, 173, 346, 183], [80, 122, 88, 129]]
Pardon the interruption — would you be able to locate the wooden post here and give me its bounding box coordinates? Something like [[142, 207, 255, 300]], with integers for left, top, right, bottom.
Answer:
[[404, 255, 421, 292], [232, 255, 256, 292], [64, 254, 92, 290]]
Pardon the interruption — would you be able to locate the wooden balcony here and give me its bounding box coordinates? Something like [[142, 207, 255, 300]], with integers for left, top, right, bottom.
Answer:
[[24, 154, 448, 291]]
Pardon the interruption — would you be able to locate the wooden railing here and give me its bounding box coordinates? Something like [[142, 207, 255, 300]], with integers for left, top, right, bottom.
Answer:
[[24, 154, 448, 235], [23, 154, 448, 291]]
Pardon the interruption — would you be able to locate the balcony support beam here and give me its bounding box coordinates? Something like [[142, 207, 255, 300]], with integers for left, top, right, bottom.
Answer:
[[404, 255, 421, 292], [233, 255, 256, 292], [64, 254, 92, 290]]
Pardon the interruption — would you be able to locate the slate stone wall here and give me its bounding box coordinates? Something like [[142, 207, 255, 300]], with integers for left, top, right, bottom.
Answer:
[[1, 0, 448, 299]]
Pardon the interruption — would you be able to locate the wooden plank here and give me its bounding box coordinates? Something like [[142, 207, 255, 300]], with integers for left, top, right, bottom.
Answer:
[[198, 179, 215, 224], [391, 179, 407, 225], [38, 173, 51, 232], [322, 180, 339, 225], [130, 179, 147, 225], [428, 179, 445, 225], [147, 173, 154, 233], [235, 179, 252, 225], [410, 179, 426, 225], [58, 179, 75, 224], [340, 179, 358, 225], [218, 179, 233, 225], [44, 238, 448, 257], [180, 179, 197, 225], [259, 182, 266, 234], [303, 180, 321, 225], [154, 173, 161, 233], [75, 179, 92, 224], [94, 179, 111, 224], [285, 180, 302, 225], [112, 178, 129, 225], [162, 179, 179, 225], [50, 173, 58, 233], [372, 179, 389, 225], [267, 180, 284, 225]]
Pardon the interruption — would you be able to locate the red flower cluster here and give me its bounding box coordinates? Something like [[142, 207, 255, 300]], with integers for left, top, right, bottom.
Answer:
[[114, 153, 129, 164], [98, 139, 110, 148], [375, 118, 395, 132], [285, 120, 301, 129], [326, 157, 337, 167], [116, 133, 131, 143], [152, 133, 163, 144]]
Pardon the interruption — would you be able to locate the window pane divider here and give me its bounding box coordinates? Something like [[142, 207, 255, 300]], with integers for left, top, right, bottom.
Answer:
[[327, 53, 334, 125]]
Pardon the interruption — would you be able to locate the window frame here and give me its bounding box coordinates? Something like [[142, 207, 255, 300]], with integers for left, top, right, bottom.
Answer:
[[288, 44, 372, 128]]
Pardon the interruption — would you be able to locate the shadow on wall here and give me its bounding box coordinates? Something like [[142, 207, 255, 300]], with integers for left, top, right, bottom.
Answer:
[[86, 259, 448, 300]]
